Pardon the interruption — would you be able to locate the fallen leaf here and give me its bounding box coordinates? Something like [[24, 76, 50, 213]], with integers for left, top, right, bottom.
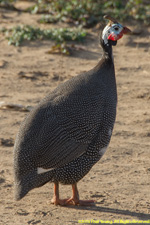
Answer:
[[0, 138, 14, 147], [0, 102, 33, 112]]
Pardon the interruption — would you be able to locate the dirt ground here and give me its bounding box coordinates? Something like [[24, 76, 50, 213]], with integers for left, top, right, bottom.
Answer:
[[0, 3, 150, 225]]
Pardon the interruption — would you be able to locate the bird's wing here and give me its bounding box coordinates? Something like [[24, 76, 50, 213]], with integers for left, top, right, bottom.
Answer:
[[16, 74, 106, 170], [31, 93, 105, 169], [33, 114, 89, 169], [15, 107, 89, 170], [53, 93, 105, 143]]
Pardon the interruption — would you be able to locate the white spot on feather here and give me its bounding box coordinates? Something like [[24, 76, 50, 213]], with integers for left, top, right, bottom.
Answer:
[[37, 167, 54, 174], [108, 128, 112, 136], [99, 146, 107, 156]]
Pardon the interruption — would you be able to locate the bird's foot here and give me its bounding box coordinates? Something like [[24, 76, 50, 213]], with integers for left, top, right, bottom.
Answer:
[[65, 197, 96, 206], [51, 196, 95, 206], [51, 196, 68, 206]]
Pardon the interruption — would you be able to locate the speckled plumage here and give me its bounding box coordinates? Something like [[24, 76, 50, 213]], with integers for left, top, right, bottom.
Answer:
[[14, 26, 118, 201]]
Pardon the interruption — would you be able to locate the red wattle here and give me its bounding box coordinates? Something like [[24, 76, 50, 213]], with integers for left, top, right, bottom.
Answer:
[[108, 31, 124, 41]]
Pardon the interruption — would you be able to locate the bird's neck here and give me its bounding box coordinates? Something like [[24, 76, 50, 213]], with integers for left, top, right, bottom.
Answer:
[[94, 40, 116, 86], [101, 40, 114, 63], [95, 40, 114, 71]]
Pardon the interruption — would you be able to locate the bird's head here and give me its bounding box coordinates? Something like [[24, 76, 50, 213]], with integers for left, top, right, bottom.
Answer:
[[102, 15, 131, 47]]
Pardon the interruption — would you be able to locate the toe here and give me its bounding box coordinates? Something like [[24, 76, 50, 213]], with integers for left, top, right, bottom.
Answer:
[[51, 198, 67, 206], [64, 198, 96, 206]]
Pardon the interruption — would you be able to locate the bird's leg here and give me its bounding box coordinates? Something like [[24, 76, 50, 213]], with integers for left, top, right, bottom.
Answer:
[[51, 182, 67, 206], [65, 183, 96, 206], [51, 182, 95, 206]]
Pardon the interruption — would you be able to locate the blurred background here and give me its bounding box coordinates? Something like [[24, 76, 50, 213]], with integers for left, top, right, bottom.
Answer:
[[0, 0, 149, 52], [0, 1, 150, 225]]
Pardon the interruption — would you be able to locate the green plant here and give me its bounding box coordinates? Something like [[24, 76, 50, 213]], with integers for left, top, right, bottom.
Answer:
[[1, 25, 87, 46], [30, 0, 102, 27], [125, 0, 150, 25], [1, 0, 149, 26], [0, 0, 18, 11], [39, 14, 61, 23], [27, 0, 150, 26], [0, 0, 16, 3]]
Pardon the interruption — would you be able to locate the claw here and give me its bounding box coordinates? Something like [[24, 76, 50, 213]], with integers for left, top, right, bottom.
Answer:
[[65, 197, 96, 206]]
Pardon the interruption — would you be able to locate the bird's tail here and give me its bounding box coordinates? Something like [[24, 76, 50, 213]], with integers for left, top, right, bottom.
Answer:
[[14, 169, 54, 200]]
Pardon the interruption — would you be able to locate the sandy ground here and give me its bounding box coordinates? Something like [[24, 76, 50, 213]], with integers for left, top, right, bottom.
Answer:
[[0, 4, 150, 225]]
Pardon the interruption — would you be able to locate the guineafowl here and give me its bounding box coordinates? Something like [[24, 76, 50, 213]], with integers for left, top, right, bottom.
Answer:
[[14, 15, 131, 206]]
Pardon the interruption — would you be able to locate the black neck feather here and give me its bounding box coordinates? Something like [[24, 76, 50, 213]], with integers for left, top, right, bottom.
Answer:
[[100, 38, 113, 62]]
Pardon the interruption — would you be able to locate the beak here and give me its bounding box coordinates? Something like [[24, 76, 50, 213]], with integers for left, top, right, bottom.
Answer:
[[123, 26, 131, 34]]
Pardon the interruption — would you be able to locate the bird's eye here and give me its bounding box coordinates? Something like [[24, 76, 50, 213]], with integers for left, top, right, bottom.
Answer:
[[114, 27, 119, 31]]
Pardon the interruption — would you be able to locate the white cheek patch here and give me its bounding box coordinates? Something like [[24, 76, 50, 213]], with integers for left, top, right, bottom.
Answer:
[[37, 167, 54, 174], [112, 23, 123, 34], [102, 25, 110, 45]]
